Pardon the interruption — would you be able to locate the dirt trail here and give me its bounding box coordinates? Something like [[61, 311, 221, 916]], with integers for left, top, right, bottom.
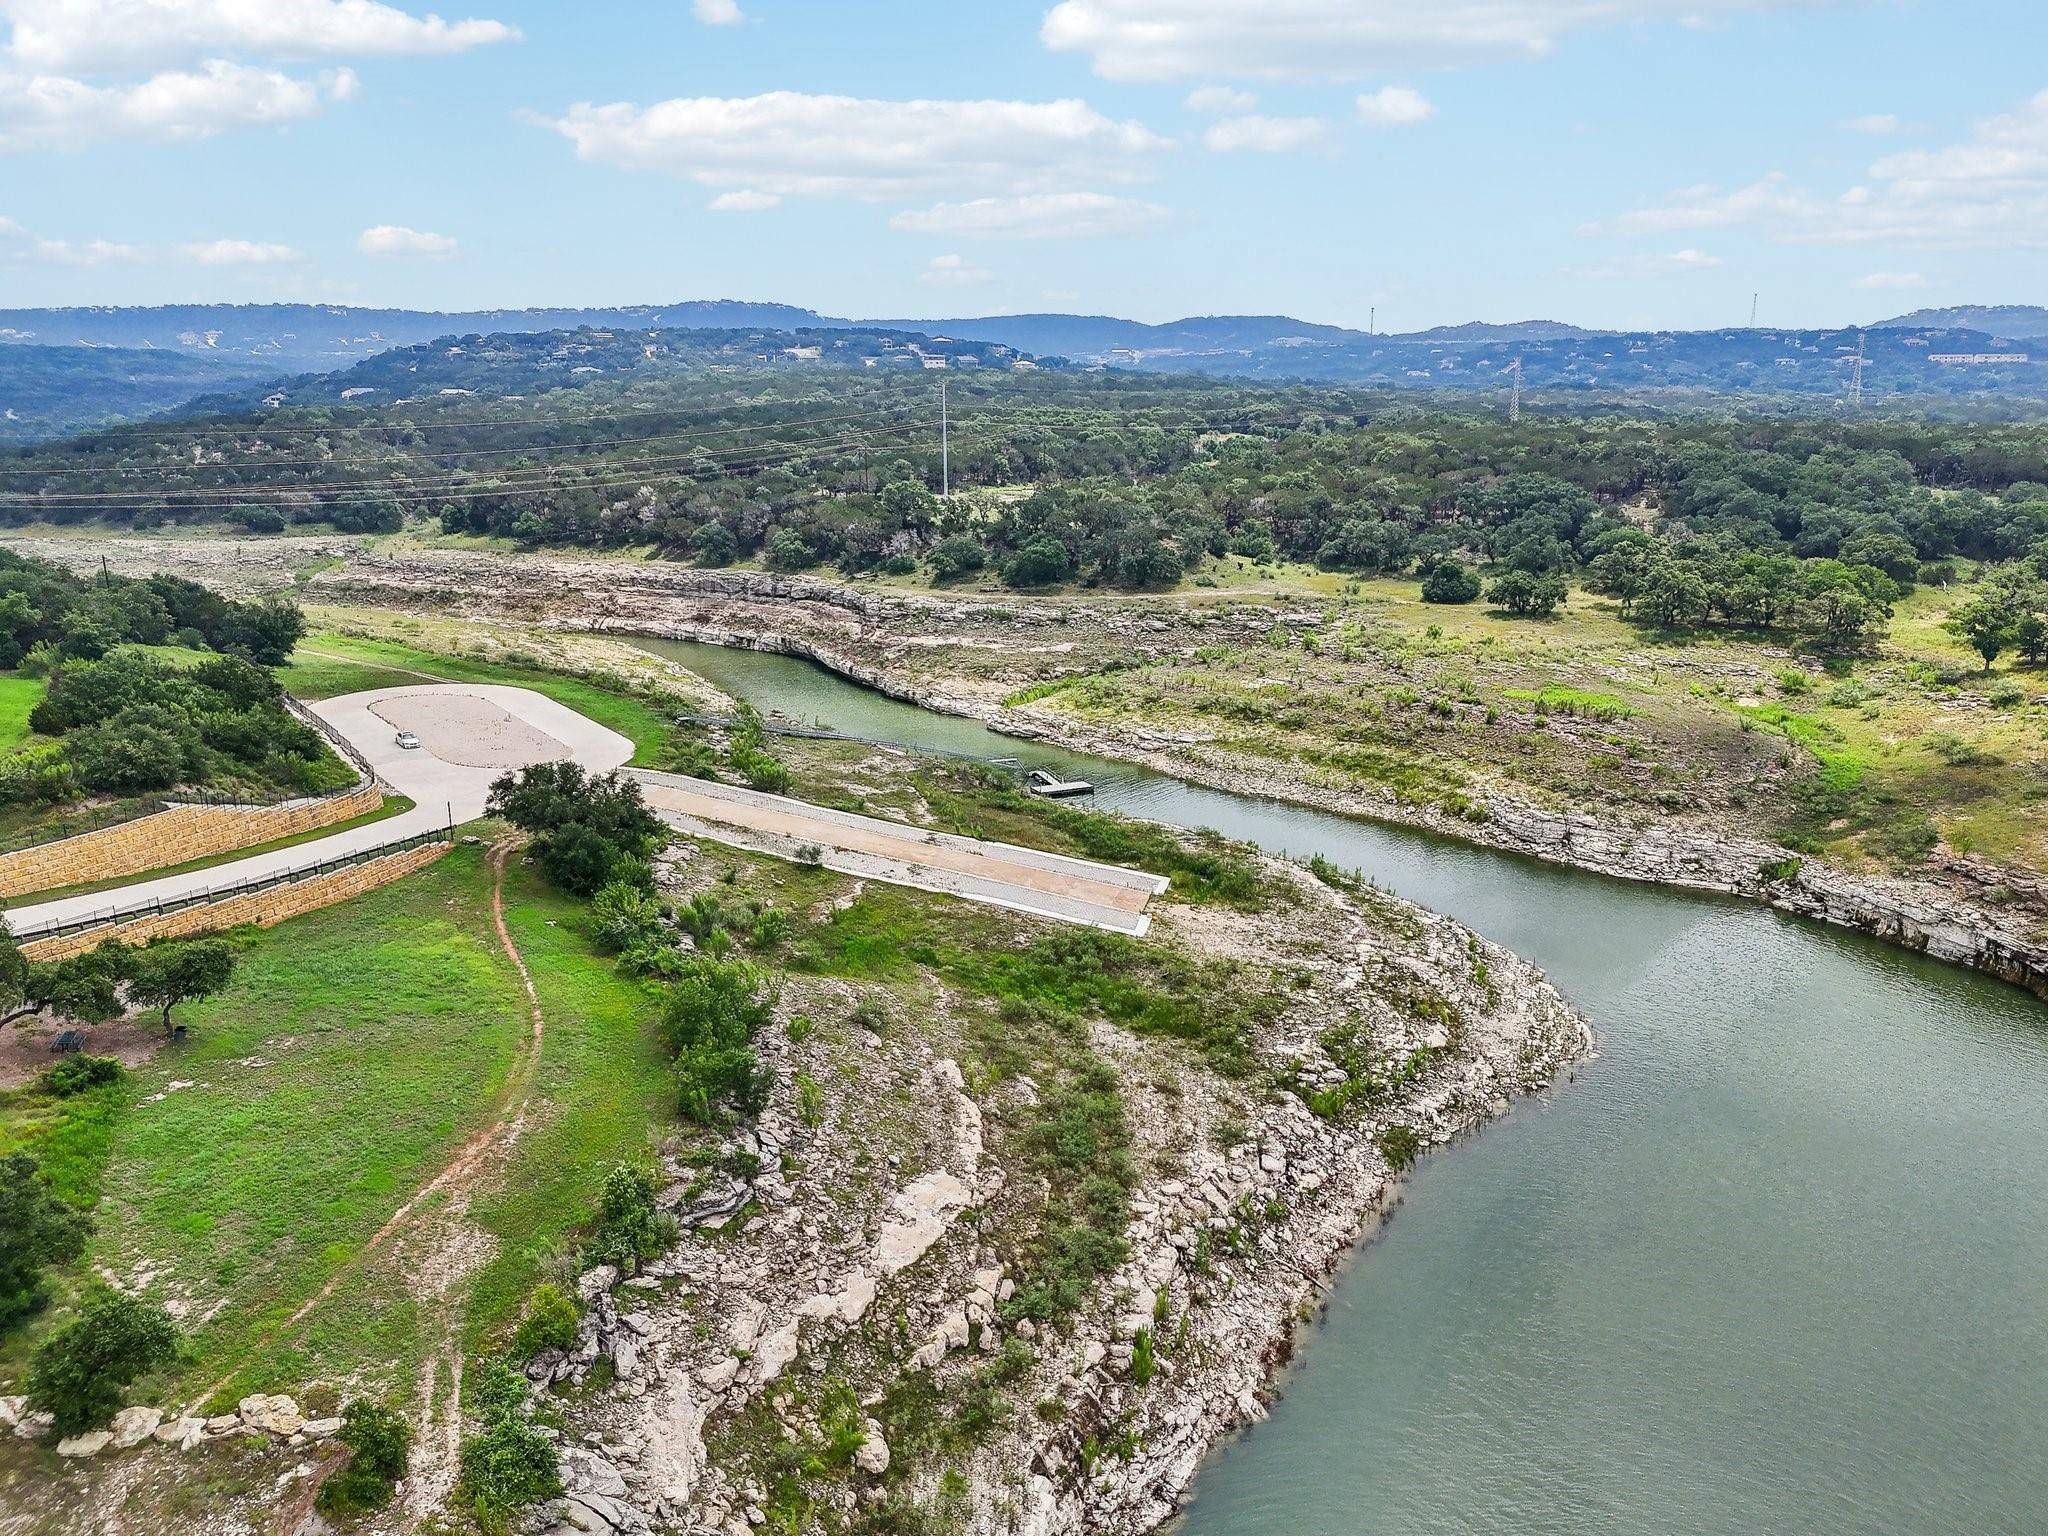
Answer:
[[200, 842, 546, 1467]]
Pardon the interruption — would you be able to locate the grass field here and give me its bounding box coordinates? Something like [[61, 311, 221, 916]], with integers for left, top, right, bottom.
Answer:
[[0, 840, 672, 1404], [0, 675, 45, 752]]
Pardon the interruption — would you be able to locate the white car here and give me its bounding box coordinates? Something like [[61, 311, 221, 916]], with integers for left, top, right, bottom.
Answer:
[[394, 730, 422, 750]]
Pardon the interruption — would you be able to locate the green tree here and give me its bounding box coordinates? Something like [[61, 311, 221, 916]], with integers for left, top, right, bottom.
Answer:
[[25, 1284, 179, 1435], [125, 940, 237, 1032], [0, 1153, 92, 1332], [585, 1163, 673, 1275], [1486, 569, 1567, 616], [660, 956, 775, 1123], [316, 1398, 412, 1517], [1419, 558, 1481, 604], [487, 762, 666, 896], [511, 1282, 580, 1358]]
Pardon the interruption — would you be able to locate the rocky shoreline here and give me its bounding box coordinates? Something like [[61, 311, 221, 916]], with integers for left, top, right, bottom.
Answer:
[[535, 846, 1591, 1536]]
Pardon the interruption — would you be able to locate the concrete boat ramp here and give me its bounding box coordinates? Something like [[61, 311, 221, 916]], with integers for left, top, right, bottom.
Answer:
[[631, 769, 1167, 936]]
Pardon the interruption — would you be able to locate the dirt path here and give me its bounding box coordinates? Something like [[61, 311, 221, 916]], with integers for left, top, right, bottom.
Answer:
[[200, 841, 547, 1488]]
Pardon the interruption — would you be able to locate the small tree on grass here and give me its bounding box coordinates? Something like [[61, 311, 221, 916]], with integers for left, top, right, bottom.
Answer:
[[511, 1281, 580, 1358], [660, 956, 775, 1124], [25, 1283, 179, 1435], [584, 1163, 674, 1276], [0, 1152, 92, 1333], [125, 940, 237, 1033], [315, 1398, 412, 1517], [486, 762, 666, 897], [0, 940, 130, 1031], [1419, 557, 1481, 605], [457, 1358, 560, 1533], [1486, 569, 1568, 617]]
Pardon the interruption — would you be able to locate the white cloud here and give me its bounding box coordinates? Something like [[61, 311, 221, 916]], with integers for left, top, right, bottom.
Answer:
[[0, 58, 344, 150], [708, 188, 780, 212], [1203, 113, 1328, 153], [918, 253, 993, 288], [541, 91, 1168, 201], [1595, 88, 2048, 249], [1355, 85, 1433, 126], [1665, 247, 1721, 267], [0, 0, 518, 73], [1853, 270, 1927, 289], [890, 191, 1169, 238], [691, 0, 747, 22], [0, 215, 145, 264], [1842, 112, 1900, 135], [1184, 83, 1254, 114], [182, 237, 301, 263], [1040, 0, 1837, 80], [357, 222, 458, 257]]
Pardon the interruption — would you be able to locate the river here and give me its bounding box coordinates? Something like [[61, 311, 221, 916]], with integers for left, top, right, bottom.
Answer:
[[637, 637, 2048, 1534]]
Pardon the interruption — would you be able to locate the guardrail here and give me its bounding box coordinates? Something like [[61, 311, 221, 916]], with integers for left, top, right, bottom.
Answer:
[[4, 825, 454, 944]]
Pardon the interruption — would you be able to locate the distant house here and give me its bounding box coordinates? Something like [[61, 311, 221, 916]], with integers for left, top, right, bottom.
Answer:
[[921, 355, 949, 369], [1929, 353, 2030, 365]]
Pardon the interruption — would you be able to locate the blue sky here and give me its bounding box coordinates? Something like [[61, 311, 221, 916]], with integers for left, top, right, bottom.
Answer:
[[1, 0, 2043, 330]]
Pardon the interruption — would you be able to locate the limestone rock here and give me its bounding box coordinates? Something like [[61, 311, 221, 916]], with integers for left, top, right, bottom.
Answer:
[[238, 1394, 305, 1436], [0, 1396, 19, 1429], [108, 1405, 162, 1448], [13, 1411, 54, 1441], [852, 1422, 890, 1476], [154, 1416, 207, 1451], [57, 1430, 112, 1457], [302, 1416, 343, 1438]]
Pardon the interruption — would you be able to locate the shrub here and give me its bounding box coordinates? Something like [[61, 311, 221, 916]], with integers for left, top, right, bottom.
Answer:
[[487, 762, 666, 896], [38, 1054, 123, 1097], [661, 956, 775, 1123], [584, 1164, 674, 1275], [512, 1282, 580, 1358], [316, 1398, 411, 1517], [458, 1402, 559, 1532], [1377, 1124, 1423, 1172], [0, 1153, 93, 1333], [589, 881, 667, 955], [25, 1284, 179, 1434], [1420, 558, 1481, 604]]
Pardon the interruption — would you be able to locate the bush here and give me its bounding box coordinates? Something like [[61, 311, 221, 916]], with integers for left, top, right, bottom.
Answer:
[[661, 956, 775, 1123], [25, 1284, 178, 1434], [512, 1282, 580, 1358], [0, 1152, 93, 1333], [487, 762, 666, 896], [39, 1054, 123, 1097], [1377, 1124, 1423, 1172], [460, 1417, 562, 1531], [589, 881, 667, 955], [928, 535, 987, 580], [584, 1164, 674, 1275], [1420, 558, 1481, 604], [316, 1398, 411, 1516]]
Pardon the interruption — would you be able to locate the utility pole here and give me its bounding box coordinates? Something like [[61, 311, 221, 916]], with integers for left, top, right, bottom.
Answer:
[[1369, 305, 1375, 336], [1750, 292, 1759, 327], [939, 379, 950, 498]]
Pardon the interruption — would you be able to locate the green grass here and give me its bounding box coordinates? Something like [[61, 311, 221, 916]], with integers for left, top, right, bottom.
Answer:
[[459, 861, 670, 1350], [279, 631, 678, 764], [4, 794, 416, 904], [0, 840, 675, 1402], [0, 675, 46, 751], [1502, 684, 1640, 720]]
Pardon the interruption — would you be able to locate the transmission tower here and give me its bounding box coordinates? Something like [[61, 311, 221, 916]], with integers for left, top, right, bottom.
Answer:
[[1848, 331, 1867, 408], [1508, 357, 1523, 423], [1750, 292, 1759, 327]]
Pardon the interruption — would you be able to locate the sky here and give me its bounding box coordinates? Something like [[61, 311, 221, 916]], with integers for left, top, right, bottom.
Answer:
[[0, 0, 2044, 331]]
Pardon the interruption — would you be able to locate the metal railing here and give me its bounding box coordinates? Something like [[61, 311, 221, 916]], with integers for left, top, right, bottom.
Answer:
[[5, 824, 453, 943]]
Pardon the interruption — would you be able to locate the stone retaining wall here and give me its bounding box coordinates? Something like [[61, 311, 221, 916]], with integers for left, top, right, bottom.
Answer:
[[0, 783, 383, 901], [19, 841, 449, 961]]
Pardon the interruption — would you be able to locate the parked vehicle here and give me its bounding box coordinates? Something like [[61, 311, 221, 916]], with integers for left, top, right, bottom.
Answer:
[[395, 730, 421, 750]]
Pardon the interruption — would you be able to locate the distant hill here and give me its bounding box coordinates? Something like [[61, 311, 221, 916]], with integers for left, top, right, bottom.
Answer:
[[0, 343, 271, 444], [1871, 305, 2048, 340], [1402, 320, 1601, 342]]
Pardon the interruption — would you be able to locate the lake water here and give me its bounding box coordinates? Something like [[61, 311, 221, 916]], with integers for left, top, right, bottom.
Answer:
[[637, 637, 2048, 1533]]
